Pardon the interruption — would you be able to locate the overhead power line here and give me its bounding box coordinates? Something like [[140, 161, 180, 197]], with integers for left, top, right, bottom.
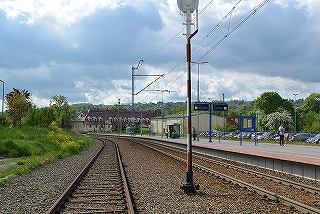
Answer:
[[138, 0, 271, 102]]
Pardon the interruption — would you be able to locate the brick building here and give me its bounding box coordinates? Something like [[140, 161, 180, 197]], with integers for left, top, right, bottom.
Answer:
[[72, 108, 157, 134]]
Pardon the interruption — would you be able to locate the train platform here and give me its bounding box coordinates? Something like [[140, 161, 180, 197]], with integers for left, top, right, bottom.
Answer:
[[146, 136, 320, 180], [168, 137, 320, 165]]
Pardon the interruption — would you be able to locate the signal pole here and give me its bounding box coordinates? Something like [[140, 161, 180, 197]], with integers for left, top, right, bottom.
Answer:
[[177, 0, 200, 194]]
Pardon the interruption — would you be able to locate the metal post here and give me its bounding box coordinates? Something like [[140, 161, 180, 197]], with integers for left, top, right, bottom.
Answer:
[[240, 112, 243, 146], [140, 110, 142, 136], [178, 0, 199, 194], [255, 112, 258, 145], [209, 102, 212, 142], [161, 91, 164, 138], [0, 80, 4, 118], [131, 60, 143, 146], [191, 62, 208, 141], [222, 93, 225, 140], [118, 99, 120, 138], [293, 93, 298, 133]]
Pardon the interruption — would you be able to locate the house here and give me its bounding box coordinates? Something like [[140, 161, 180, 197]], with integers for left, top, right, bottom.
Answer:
[[72, 108, 157, 134]]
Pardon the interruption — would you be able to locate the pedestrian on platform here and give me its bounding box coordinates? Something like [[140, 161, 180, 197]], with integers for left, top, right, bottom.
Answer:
[[165, 129, 168, 138], [278, 124, 285, 146], [192, 127, 196, 141]]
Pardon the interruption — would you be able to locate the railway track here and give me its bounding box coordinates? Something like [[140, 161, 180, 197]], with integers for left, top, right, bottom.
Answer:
[[46, 139, 135, 214], [134, 138, 320, 214]]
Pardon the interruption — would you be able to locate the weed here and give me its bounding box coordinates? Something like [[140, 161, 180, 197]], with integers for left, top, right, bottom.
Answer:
[[0, 125, 92, 185]]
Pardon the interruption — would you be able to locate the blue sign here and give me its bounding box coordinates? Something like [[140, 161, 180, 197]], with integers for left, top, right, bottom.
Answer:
[[240, 116, 256, 132], [212, 102, 228, 111], [194, 102, 209, 111]]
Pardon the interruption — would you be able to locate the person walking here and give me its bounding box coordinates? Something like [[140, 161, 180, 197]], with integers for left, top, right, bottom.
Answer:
[[278, 124, 285, 146], [192, 127, 197, 141]]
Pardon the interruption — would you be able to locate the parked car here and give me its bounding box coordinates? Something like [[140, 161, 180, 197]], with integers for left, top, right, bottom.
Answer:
[[260, 132, 274, 140], [289, 133, 313, 142], [284, 133, 293, 141], [306, 133, 320, 144], [268, 132, 278, 140], [251, 132, 263, 139], [257, 132, 268, 140]]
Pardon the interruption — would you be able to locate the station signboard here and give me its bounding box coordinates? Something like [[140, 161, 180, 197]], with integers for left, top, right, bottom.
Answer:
[[241, 116, 256, 132], [212, 102, 228, 111], [194, 102, 210, 111]]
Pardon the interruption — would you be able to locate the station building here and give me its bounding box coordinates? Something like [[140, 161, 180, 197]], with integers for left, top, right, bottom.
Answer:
[[150, 113, 225, 136]]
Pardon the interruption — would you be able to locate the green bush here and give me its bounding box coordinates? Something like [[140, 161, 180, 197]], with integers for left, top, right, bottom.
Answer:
[[0, 125, 92, 186]]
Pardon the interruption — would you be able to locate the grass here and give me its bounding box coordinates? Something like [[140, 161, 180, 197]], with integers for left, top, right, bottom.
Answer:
[[0, 124, 92, 186]]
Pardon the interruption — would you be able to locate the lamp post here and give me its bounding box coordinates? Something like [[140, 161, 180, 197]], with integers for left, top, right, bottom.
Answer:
[[191, 61, 208, 141], [293, 93, 298, 133], [177, 0, 200, 194], [0, 80, 4, 117]]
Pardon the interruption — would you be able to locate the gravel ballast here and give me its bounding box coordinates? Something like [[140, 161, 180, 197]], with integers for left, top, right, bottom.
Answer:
[[0, 138, 303, 213], [0, 140, 103, 214]]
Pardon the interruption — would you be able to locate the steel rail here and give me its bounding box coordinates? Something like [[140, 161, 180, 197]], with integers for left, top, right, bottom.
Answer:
[[137, 140, 320, 214], [145, 139, 320, 195], [194, 152, 320, 195], [113, 140, 135, 214], [46, 139, 106, 214]]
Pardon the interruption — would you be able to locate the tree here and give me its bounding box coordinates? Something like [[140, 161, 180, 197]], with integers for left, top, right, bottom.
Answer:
[[264, 110, 294, 132], [5, 88, 33, 126], [309, 114, 320, 133], [50, 95, 76, 128], [254, 92, 294, 119], [302, 93, 320, 113], [26, 107, 55, 127]]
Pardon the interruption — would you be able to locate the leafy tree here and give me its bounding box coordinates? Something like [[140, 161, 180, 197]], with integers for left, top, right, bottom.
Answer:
[[309, 114, 320, 133], [5, 88, 33, 126], [302, 93, 320, 113], [26, 107, 55, 127], [254, 92, 294, 116], [264, 110, 294, 132], [302, 111, 320, 133], [227, 110, 239, 118], [50, 95, 76, 128]]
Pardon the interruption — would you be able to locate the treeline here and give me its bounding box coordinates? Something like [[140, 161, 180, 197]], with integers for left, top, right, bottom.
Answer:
[[72, 92, 320, 133], [2, 88, 319, 133], [1, 88, 75, 129]]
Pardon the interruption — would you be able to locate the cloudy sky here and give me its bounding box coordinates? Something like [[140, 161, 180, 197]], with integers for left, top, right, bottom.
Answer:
[[0, 0, 319, 108]]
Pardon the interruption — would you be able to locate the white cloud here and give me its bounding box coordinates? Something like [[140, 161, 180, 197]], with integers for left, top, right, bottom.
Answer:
[[0, 0, 319, 108], [0, 0, 127, 26]]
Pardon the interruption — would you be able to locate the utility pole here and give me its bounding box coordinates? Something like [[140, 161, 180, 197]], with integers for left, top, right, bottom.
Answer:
[[131, 61, 163, 143], [293, 93, 298, 133], [222, 93, 225, 139], [191, 61, 208, 141], [118, 98, 121, 138], [177, 0, 200, 194], [131, 60, 144, 145], [0, 80, 4, 118]]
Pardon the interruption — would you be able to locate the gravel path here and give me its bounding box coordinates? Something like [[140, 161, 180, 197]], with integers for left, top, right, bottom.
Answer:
[[0, 138, 303, 213]]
